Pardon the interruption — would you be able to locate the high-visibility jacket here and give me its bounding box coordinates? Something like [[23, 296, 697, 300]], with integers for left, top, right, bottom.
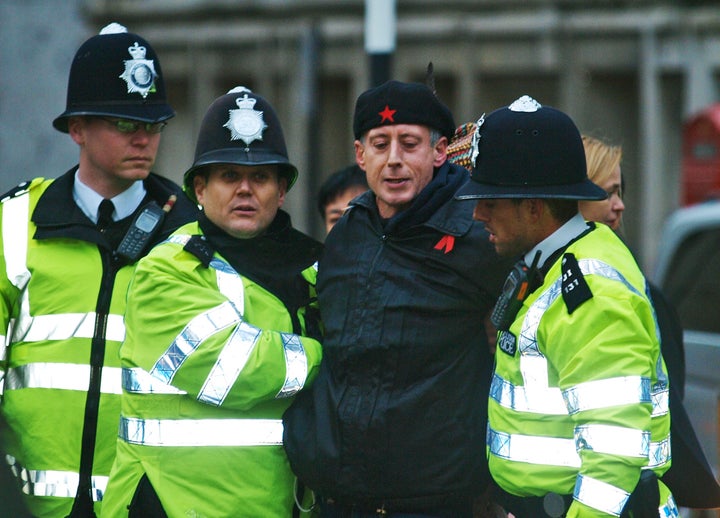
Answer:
[[100, 220, 323, 518], [488, 223, 677, 517], [0, 170, 198, 517]]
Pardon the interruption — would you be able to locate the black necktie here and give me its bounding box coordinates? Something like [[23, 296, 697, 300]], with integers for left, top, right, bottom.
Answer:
[[97, 199, 115, 230]]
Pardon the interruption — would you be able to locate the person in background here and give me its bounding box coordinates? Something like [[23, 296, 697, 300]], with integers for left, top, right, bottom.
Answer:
[[101, 87, 323, 517], [283, 80, 512, 517], [0, 23, 198, 517], [457, 95, 677, 517], [580, 134, 720, 511], [317, 164, 368, 234]]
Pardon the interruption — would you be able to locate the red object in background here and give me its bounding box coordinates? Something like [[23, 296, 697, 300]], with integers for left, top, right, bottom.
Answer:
[[682, 103, 720, 206]]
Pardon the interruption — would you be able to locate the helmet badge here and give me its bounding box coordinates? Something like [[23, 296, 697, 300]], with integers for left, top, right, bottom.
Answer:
[[119, 42, 158, 98], [470, 113, 485, 167], [224, 93, 267, 148], [508, 95, 542, 113]]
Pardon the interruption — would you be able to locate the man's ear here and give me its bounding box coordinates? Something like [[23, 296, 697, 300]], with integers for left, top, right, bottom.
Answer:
[[433, 136, 448, 167], [525, 198, 545, 222], [277, 176, 288, 207], [193, 174, 207, 206], [354, 140, 365, 170]]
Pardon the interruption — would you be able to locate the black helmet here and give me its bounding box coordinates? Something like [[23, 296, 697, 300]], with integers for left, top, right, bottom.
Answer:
[[53, 22, 174, 133], [183, 87, 299, 203], [456, 95, 607, 201]]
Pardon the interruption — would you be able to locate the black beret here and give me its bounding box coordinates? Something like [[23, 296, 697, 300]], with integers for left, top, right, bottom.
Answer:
[[353, 80, 455, 140]]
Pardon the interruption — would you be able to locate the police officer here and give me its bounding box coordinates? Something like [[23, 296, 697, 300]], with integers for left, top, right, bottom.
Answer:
[[455, 96, 679, 517], [100, 87, 323, 517], [0, 23, 197, 517]]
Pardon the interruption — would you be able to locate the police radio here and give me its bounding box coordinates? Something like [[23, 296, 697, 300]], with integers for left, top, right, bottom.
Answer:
[[116, 195, 176, 262], [490, 250, 541, 331]]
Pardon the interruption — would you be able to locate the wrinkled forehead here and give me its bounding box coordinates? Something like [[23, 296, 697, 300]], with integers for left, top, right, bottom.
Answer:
[[363, 123, 432, 141]]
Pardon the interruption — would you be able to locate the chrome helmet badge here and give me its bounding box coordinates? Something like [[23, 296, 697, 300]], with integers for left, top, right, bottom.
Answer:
[[224, 89, 267, 147], [119, 42, 158, 98], [508, 95, 542, 113]]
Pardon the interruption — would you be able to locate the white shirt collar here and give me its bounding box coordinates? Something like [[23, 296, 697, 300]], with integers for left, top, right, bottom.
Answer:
[[73, 171, 147, 223], [523, 212, 590, 270]]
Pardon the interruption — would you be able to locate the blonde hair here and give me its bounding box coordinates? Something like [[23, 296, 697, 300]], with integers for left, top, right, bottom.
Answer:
[[582, 135, 623, 194]]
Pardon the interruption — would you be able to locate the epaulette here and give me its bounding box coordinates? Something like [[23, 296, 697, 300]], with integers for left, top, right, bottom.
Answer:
[[561, 253, 593, 314], [0, 180, 35, 203], [183, 235, 215, 268]]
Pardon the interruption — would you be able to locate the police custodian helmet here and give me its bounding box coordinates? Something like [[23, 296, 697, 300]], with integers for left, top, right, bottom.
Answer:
[[53, 22, 174, 133], [456, 95, 607, 201], [183, 87, 299, 203]]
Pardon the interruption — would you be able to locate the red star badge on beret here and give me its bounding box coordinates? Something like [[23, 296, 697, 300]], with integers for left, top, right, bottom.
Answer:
[[379, 105, 396, 123]]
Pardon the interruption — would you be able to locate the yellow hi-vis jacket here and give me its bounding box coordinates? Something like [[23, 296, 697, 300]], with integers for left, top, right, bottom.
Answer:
[[488, 222, 676, 517], [101, 221, 323, 518], [0, 172, 197, 517]]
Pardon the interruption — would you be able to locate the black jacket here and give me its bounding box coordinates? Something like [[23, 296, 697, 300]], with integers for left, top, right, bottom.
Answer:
[[283, 162, 513, 510]]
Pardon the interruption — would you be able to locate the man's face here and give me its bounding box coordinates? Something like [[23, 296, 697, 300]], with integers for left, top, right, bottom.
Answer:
[[323, 185, 367, 234], [473, 198, 535, 257], [354, 124, 447, 219], [194, 164, 286, 239], [69, 117, 161, 196]]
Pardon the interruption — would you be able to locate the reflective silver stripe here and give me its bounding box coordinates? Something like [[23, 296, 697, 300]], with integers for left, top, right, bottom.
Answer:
[[150, 301, 240, 384], [210, 257, 245, 315], [490, 373, 567, 415], [488, 428, 580, 467], [574, 474, 629, 517], [119, 416, 283, 446], [3, 193, 31, 290], [5, 363, 122, 394], [276, 333, 308, 399], [651, 385, 669, 417], [660, 494, 680, 517], [491, 373, 667, 416], [575, 425, 649, 457], [647, 436, 671, 468], [157, 235, 309, 403], [5, 454, 107, 501], [564, 376, 650, 414], [198, 321, 261, 406], [489, 427, 669, 468], [12, 312, 125, 343], [122, 367, 186, 394]]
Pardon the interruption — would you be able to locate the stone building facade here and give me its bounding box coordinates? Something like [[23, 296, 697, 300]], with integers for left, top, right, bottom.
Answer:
[[4, 0, 720, 265]]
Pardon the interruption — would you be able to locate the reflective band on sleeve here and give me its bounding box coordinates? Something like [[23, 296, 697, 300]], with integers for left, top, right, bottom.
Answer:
[[647, 436, 671, 468], [660, 494, 680, 517], [489, 426, 667, 468], [3, 193, 31, 290], [122, 367, 186, 394], [488, 428, 581, 468], [5, 454, 107, 501], [490, 373, 568, 415], [151, 301, 241, 384], [119, 416, 284, 446], [198, 321, 261, 406], [573, 474, 629, 517], [651, 385, 669, 417], [276, 333, 308, 399], [5, 363, 122, 394], [563, 376, 651, 414], [575, 424, 649, 457], [12, 312, 125, 343]]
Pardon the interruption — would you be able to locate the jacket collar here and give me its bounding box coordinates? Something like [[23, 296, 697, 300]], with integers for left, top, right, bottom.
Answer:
[[350, 161, 476, 236]]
